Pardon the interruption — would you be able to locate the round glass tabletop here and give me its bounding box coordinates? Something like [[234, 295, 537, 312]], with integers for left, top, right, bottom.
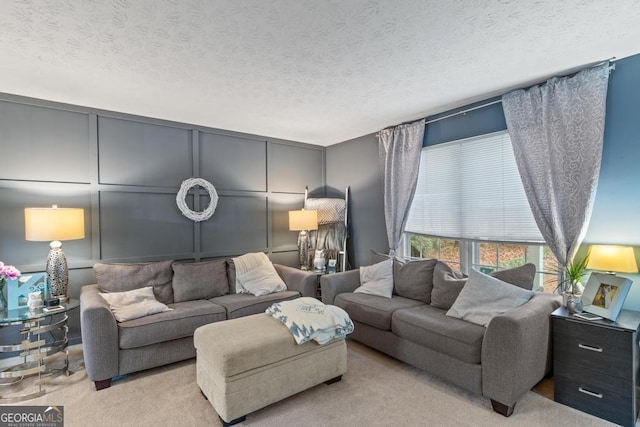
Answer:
[[0, 299, 80, 325]]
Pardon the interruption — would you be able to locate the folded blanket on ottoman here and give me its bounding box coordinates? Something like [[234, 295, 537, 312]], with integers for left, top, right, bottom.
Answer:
[[266, 297, 354, 345]]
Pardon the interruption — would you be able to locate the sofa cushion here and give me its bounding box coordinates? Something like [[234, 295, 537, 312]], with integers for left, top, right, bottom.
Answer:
[[431, 261, 468, 310], [354, 259, 394, 298], [394, 258, 438, 303], [99, 286, 172, 322], [94, 260, 174, 304], [118, 299, 226, 349], [490, 263, 536, 290], [171, 259, 229, 303], [392, 304, 486, 364], [369, 251, 437, 302], [431, 262, 538, 310], [210, 290, 300, 319], [334, 293, 425, 331], [446, 268, 534, 327]]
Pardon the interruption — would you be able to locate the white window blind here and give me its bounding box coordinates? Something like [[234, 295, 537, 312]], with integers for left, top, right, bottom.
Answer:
[[405, 131, 544, 243]]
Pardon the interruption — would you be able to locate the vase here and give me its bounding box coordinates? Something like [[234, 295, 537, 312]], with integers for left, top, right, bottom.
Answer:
[[566, 293, 584, 314]]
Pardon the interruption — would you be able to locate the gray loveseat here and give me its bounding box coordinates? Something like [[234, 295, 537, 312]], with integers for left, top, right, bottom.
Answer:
[[321, 256, 561, 417], [80, 258, 316, 390]]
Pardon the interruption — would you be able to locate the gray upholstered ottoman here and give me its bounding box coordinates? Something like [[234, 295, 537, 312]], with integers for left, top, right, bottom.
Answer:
[[194, 313, 347, 426]]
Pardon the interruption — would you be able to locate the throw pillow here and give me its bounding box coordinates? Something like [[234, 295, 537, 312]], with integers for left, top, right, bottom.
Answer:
[[237, 262, 287, 296], [93, 260, 174, 304], [431, 261, 468, 309], [99, 286, 172, 322], [171, 259, 228, 303], [394, 258, 438, 303], [369, 250, 437, 302], [354, 258, 394, 299], [490, 263, 536, 290], [231, 252, 271, 293], [446, 268, 534, 327]]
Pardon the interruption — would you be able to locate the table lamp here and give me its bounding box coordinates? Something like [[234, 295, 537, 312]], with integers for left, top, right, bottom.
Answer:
[[289, 209, 318, 270], [586, 245, 638, 274], [25, 205, 85, 302]]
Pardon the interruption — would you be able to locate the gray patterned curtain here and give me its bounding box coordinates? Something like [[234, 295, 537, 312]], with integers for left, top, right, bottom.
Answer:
[[502, 63, 610, 269], [378, 119, 425, 256]]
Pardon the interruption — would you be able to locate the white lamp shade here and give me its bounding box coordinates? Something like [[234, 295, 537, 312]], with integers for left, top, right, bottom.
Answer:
[[25, 207, 85, 241], [586, 245, 638, 273], [288, 210, 318, 231]]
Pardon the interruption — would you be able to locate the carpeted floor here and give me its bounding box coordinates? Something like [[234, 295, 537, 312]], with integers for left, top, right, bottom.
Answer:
[[3, 341, 616, 426]]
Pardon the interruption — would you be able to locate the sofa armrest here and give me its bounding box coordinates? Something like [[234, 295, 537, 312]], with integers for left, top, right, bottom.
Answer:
[[481, 293, 561, 407], [320, 269, 361, 305], [273, 264, 317, 297], [80, 284, 120, 382]]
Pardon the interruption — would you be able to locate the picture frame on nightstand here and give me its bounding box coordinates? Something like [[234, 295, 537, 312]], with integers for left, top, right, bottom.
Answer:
[[7, 272, 47, 310], [581, 272, 632, 321]]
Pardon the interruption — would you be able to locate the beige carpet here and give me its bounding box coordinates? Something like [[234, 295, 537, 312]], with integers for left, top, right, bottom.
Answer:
[[3, 341, 615, 426]]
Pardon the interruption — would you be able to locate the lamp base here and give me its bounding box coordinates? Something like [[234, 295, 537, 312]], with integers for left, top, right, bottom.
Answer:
[[298, 230, 310, 270], [46, 242, 69, 301]]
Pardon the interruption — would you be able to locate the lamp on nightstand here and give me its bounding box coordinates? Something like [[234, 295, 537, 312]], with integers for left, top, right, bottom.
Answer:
[[25, 205, 85, 302], [586, 245, 638, 274], [289, 209, 318, 270]]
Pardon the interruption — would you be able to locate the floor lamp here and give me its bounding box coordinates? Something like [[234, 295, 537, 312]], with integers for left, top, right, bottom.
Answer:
[[25, 205, 85, 303], [289, 209, 318, 270]]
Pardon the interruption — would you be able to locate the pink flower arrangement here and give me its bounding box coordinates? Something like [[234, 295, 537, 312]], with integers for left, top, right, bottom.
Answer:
[[0, 261, 21, 282]]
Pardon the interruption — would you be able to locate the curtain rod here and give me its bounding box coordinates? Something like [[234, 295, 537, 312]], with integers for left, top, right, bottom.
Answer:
[[378, 57, 616, 134], [425, 100, 502, 125], [424, 58, 616, 127]]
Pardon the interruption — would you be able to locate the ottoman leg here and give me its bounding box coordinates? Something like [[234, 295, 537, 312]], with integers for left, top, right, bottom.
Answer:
[[325, 375, 342, 385], [220, 415, 246, 426]]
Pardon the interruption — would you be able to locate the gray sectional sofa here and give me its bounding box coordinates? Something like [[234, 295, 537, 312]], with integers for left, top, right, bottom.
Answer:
[[80, 258, 316, 390], [321, 256, 561, 417]]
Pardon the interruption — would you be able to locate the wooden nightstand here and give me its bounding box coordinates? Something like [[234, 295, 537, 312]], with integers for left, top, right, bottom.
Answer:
[[551, 306, 640, 426]]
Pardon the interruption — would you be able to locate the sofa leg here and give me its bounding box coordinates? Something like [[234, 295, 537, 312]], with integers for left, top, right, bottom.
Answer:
[[491, 399, 515, 417], [325, 375, 342, 385], [94, 379, 112, 390], [220, 415, 246, 426]]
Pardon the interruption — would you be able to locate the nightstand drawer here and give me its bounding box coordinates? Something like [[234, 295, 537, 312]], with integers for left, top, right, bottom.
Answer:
[[555, 372, 634, 426], [554, 318, 632, 378]]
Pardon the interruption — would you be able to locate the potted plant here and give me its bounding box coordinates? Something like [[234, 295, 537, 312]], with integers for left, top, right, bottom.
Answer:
[[560, 255, 589, 313]]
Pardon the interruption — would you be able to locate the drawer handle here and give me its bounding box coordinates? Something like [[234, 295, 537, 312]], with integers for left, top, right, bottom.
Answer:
[[578, 343, 603, 353], [578, 387, 603, 399]]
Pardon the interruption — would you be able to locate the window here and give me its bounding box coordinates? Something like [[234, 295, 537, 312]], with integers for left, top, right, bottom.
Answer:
[[405, 235, 558, 293], [403, 131, 559, 292], [405, 131, 543, 243]]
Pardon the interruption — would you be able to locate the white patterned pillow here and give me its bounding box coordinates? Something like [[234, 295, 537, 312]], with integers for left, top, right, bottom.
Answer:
[[305, 198, 346, 224], [354, 259, 394, 299], [446, 268, 534, 327], [237, 262, 287, 296], [100, 286, 172, 322]]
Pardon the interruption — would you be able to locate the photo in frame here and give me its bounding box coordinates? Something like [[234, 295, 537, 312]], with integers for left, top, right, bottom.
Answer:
[[7, 272, 47, 310], [581, 272, 632, 321]]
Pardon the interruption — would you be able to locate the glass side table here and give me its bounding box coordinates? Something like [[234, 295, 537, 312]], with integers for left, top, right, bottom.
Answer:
[[0, 299, 79, 403]]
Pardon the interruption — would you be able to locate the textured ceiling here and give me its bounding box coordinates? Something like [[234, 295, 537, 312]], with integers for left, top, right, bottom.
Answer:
[[1, 1, 639, 146]]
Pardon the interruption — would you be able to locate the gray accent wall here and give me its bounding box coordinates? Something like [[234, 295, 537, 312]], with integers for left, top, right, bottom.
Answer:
[[0, 93, 324, 345], [326, 134, 387, 268]]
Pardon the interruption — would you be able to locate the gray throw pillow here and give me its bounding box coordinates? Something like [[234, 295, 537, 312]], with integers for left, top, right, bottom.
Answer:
[[369, 250, 437, 302], [172, 259, 229, 302], [226, 259, 237, 294], [394, 258, 438, 303], [491, 263, 536, 290], [446, 268, 534, 327], [431, 261, 468, 309], [93, 260, 174, 305], [431, 262, 538, 309]]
